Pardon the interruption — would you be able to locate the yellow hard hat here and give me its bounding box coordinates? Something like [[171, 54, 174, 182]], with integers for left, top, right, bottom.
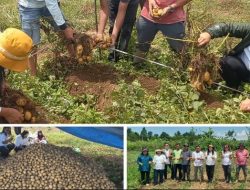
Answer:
[[0, 28, 33, 72]]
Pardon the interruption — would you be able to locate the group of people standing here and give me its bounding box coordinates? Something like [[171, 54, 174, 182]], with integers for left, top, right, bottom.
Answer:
[[0, 127, 47, 158], [137, 143, 249, 186]]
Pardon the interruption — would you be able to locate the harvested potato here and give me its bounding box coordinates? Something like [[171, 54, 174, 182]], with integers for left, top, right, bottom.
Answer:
[[78, 58, 84, 64], [86, 56, 92, 62], [207, 79, 213, 86], [16, 98, 27, 107], [0, 144, 116, 189], [203, 71, 210, 82], [24, 111, 32, 121]]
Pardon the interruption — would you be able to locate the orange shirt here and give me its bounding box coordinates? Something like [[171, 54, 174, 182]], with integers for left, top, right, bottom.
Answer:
[[141, 0, 186, 24]]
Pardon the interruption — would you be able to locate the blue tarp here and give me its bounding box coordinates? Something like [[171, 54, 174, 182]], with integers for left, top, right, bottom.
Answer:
[[58, 127, 123, 149]]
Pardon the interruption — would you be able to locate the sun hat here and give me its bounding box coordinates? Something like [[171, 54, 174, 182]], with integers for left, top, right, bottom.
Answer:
[[0, 28, 33, 72], [208, 144, 214, 148], [155, 149, 162, 153]]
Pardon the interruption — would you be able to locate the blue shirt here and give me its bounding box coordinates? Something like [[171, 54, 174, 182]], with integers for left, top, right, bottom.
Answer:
[[18, 0, 65, 26], [137, 155, 152, 172]]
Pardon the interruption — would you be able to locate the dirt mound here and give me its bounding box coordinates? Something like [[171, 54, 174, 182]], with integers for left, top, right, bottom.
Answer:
[[0, 143, 116, 189], [65, 63, 160, 111], [0, 88, 48, 124], [199, 92, 224, 109]]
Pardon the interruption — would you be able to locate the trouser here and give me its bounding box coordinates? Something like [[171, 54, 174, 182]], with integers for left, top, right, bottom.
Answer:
[[140, 171, 150, 184], [206, 165, 215, 182], [164, 164, 171, 180], [182, 165, 190, 181], [194, 166, 204, 181], [171, 163, 175, 179], [0, 144, 15, 158], [109, 0, 139, 60], [173, 164, 182, 180], [14, 145, 26, 152], [154, 169, 164, 185], [135, 16, 185, 63], [219, 56, 250, 89], [222, 165, 231, 182], [236, 165, 248, 179]]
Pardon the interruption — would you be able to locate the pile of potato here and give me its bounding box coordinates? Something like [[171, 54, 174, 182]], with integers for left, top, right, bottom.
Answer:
[[0, 144, 116, 190], [74, 32, 112, 64]]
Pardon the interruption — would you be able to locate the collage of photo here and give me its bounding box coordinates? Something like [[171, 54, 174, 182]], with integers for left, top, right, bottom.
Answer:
[[1, 0, 250, 189]]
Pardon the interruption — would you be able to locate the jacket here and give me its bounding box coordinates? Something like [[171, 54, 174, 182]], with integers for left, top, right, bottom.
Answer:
[[206, 23, 250, 56], [137, 155, 152, 172]]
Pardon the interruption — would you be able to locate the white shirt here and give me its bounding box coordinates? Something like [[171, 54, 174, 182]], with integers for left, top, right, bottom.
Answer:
[[0, 133, 8, 147], [153, 155, 167, 170], [162, 149, 171, 164], [222, 151, 232, 165], [15, 135, 30, 148], [192, 151, 204, 167], [205, 151, 217, 166], [240, 46, 250, 71]]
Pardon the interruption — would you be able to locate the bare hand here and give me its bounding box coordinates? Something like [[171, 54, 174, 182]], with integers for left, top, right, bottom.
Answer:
[[1, 108, 24, 123], [63, 27, 75, 41], [148, 0, 159, 17], [198, 32, 211, 47], [240, 99, 250, 112]]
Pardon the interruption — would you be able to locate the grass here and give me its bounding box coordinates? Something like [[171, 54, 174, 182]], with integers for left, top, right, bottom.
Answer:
[[128, 150, 250, 189]]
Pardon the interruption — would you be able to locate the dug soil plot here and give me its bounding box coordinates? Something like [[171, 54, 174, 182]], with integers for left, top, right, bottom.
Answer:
[[65, 63, 161, 111]]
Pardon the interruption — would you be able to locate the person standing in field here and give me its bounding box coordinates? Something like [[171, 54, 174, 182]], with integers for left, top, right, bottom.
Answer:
[[0, 127, 15, 158], [205, 145, 217, 183], [137, 147, 153, 186], [153, 149, 167, 185], [234, 143, 249, 182], [172, 143, 182, 181], [192, 145, 204, 182], [100, 0, 139, 62], [222, 144, 232, 183], [162, 143, 173, 180], [133, 0, 190, 69], [181, 143, 192, 181], [0, 28, 33, 123], [18, 0, 75, 76]]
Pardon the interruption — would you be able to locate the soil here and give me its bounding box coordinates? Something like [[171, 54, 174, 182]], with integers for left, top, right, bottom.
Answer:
[[1, 88, 49, 124], [199, 92, 224, 109], [65, 63, 160, 111]]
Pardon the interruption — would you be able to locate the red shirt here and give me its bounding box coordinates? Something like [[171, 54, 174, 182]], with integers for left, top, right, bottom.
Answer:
[[235, 149, 249, 165], [141, 0, 186, 24]]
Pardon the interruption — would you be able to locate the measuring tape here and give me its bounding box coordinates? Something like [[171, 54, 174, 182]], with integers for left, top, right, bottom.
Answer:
[[110, 47, 250, 97]]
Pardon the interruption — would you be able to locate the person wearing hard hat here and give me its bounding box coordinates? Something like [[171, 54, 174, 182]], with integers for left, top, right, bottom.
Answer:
[[0, 28, 33, 123], [18, 0, 75, 76]]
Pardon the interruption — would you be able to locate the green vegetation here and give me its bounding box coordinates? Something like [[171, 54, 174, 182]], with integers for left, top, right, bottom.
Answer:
[[127, 127, 250, 189], [1, 0, 250, 123]]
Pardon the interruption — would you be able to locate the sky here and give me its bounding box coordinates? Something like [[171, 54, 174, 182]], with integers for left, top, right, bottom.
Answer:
[[129, 126, 249, 141]]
